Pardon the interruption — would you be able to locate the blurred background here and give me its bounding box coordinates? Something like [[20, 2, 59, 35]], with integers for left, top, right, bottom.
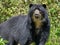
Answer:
[[0, 0, 60, 45]]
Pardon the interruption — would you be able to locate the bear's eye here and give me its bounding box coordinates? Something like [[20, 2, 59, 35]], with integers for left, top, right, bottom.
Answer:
[[40, 11, 43, 15]]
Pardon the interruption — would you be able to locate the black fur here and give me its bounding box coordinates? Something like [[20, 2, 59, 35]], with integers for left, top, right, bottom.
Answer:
[[0, 15, 32, 45], [28, 4, 50, 45], [0, 4, 50, 45]]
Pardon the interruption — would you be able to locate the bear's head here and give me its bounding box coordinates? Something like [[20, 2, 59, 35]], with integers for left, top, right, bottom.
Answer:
[[28, 4, 48, 29]]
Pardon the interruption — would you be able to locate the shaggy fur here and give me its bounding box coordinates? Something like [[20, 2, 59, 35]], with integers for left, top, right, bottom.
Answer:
[[0, 4, 50, 45], [0, 15, 32, 45], [28, 4, 50, 45]]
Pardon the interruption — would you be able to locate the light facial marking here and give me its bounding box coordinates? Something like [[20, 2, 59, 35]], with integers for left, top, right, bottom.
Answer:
[[32, 9, 43, 29]]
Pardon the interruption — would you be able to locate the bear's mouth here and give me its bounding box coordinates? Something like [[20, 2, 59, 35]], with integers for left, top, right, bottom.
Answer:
[[35, 14, 39, 19]]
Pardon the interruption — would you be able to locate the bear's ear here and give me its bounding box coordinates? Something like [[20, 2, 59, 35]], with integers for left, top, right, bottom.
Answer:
[[29, 4, 33, 8], [42, 4, 46, 8]]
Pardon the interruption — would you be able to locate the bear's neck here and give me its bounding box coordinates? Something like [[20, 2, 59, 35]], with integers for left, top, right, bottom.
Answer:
[[31, 22, 41, 35]]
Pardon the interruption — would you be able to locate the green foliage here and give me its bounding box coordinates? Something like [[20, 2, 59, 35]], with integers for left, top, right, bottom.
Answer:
[[0, 37, 8, 45], [0, 0, 60, 45]]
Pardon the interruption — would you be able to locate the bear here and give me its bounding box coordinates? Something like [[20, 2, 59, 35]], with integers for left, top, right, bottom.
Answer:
[[28, 4, 50, 45], [0, 4, 50, 45]]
